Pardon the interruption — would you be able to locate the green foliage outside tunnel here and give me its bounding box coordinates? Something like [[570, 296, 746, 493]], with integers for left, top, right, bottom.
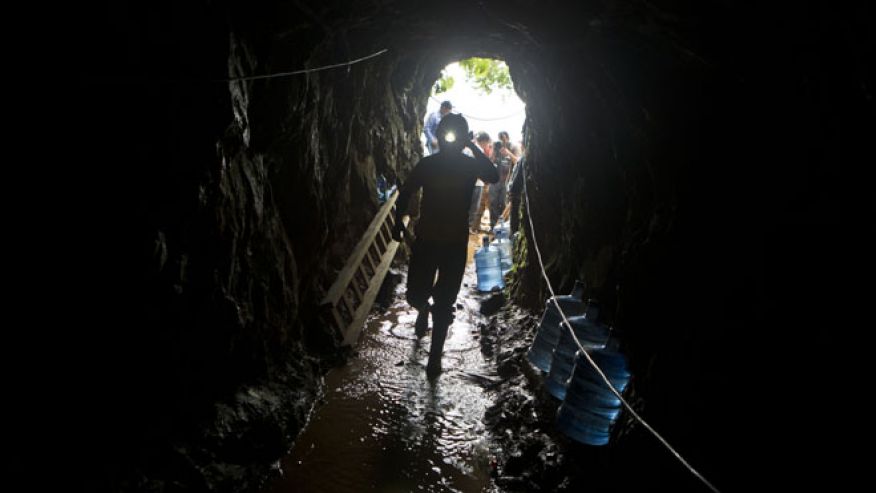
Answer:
[[433, 57, 512, 95]]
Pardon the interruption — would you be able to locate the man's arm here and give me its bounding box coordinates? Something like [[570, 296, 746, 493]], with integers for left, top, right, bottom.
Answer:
[[466, 141, 499, 184], [500, 146, 519, 166], [423, 114, 437, 145], [392, 161, 425, 241]]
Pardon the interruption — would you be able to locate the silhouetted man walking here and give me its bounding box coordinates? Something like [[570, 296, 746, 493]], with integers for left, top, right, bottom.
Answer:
[[392, 114, 498, 377]]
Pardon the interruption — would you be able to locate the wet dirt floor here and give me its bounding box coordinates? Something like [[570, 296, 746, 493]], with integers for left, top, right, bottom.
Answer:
[[263, 234, 505, 493]]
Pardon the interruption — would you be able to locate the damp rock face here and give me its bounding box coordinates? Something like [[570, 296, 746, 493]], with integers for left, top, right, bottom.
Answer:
[[77, 1, 866, 491]]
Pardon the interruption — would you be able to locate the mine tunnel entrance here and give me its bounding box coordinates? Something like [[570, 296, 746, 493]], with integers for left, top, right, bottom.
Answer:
[[77, 1, 864, 491], [262, 57, 532, 493], [417, 58, 527, 262]]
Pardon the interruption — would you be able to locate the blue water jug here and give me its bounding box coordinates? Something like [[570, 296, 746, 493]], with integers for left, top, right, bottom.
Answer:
[[491, 235, 512, 274], [377, 174, 387, 203], [493, 220, 510, 239], [555, 347, 630, 446], [545, 301, 610, 399], [475, 236, 504, 292], [526, 280, 588, 372]]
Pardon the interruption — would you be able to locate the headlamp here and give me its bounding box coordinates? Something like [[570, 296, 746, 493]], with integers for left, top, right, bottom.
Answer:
[[444, 131, 456, 143]]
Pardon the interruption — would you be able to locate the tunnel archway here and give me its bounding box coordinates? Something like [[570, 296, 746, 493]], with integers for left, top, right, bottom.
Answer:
[[416, 56, 528, 250], [422, 58, 527, 148], [77, 2, 867, 492]]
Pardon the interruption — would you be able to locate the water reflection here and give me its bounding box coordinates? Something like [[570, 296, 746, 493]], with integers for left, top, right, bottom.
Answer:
[[263, 264, 495, 492]]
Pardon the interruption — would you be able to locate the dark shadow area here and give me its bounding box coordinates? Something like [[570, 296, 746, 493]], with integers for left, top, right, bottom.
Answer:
[[72, 1, 870, 491]]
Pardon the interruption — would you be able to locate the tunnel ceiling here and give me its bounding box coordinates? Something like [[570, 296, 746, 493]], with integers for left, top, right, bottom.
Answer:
[[77, 1, 870, 491]]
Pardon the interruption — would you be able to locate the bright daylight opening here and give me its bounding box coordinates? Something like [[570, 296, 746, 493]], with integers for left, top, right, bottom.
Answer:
[[422, 58, 526, 150], [420, 58, 527, 266]]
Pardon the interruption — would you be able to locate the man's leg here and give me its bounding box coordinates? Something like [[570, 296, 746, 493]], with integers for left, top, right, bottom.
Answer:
[[478, 185, 491, 231], [468, 186, 483, 232], [488, 182, 504, 230], [407, 240, 436, 336], [426, 240, 468, 375]]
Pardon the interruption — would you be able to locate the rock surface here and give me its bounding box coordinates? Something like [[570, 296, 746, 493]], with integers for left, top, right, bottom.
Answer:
[[74, 1, 867, 491]]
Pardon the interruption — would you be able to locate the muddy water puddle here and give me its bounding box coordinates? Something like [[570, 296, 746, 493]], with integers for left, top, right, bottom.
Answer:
[[264, 259, 500, 492]]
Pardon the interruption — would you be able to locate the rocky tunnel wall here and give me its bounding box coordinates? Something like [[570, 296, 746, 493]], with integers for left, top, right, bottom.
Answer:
[[78, 2, 436, 489], [76, 1, 870, 491]]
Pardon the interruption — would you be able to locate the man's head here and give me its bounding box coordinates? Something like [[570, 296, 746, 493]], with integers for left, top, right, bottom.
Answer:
[[475, 131, 492, 155], [498, 131, 510, 143], [440, 100, 453, 116], [436, 113, 469, 153], [493, 140, 503, 157]]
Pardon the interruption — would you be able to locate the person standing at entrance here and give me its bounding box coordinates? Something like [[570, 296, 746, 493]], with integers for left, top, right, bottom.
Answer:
[[423, 100, 453, 155], [393, 114, 498, 377], [468, 131, 493, 234], [488, 131, 520, 231]]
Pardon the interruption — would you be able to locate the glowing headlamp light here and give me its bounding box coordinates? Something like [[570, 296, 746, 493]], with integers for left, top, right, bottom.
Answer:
[[444, 131, 456, 143]]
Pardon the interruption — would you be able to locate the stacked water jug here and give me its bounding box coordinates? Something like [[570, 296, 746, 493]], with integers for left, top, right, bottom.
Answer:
[[492, 220, 509, 238], [491, 220, 513, 274], [526, 280, 588, 371], [544, 300, 610, 399], [475, 236, 504, 292], [527, 281, 631, 446], [555, 342, 630, 445]]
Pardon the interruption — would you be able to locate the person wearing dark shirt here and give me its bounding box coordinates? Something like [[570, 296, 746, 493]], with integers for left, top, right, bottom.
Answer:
[[468, 131, 493, 233], [392, 113, 498, 377]]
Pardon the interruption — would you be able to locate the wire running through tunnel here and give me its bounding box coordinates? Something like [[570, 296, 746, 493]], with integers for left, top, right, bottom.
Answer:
[[220, 48, 389, 82], [520, 161, 722, 493]]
